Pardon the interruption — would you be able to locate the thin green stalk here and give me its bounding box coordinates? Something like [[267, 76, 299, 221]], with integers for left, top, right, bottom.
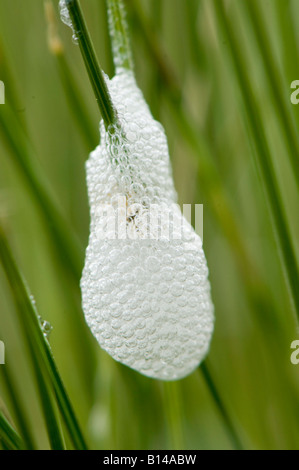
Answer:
[[129, 0, 180, 99], [1, 27, 96, 397], [27, 343, 66, 449], [1, 16, 83, 285], [0, 107, 83, 282], [162, 382, 185, 450], [200, 363, 244, 450], [0, 223, 65, 448], [129, 0, 255, 281], [242, 0, 299, 190], [1, 307, 65, 449], [173, 104, 288, 337], [105, 1, 187, 448], [0, 38, 25, 126], [274, 0, 299, 131], [0, 226, 87, 450], [63, 0, 118, 128], [45, 0, 98, 149], [1, 366, 35, 449], [129, 0, 290, 335], [55, 52, 98, 148], [0, 410, 24, 450], [106, 0, 134, 72], [129, 0, 299, 441], [185, 0, 205, 73], [213, 1, 299, 324]]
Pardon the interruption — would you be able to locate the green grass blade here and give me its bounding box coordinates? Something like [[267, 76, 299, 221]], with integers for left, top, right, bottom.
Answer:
[[0, 366, 36, 449], [127, 0, 298, 443], [0, 107, 83, 282], [129, 0, 253, 277], [106, 0, 134, 72], [0, 30, 83, 282], [45, 0, 98, 149], [274, 0, 299, 131], [213, 0, 299, 324], [43, 345, 88, 449], [0, 39, 25, 127], [54, 53, 99, 149], [1, 305, 65, 449], [0, 410, 24, 450], [129, 0, 289, 333], [200, 363, 244, 450], [242, 0, 299, 190], [129, 0, 180, 98], [63, 0, 118, 128], [29, 346, 66, 449], [0, 226, 87, 450], [162, 382, 185, 450]]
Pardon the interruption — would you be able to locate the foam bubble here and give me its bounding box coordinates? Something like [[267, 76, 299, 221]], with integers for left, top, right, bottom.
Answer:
[[59, 0, 78, 44]]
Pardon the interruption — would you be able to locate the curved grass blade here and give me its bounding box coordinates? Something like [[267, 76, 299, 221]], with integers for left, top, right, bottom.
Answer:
[[0, 28, 83, 283], [274, 0, 299, 131], [0, 226, 87, 449], [129, 0, 180, 99], [62, 0, 118, 128], [128, 0, 256, 279], [162, 382, 185, 450], [1, 308, 65, 449], [128, 0, 291, 335], [0, 107, 83, 282], [28, 343, 65, 449], [0, 366, 35, 449], [125, 0, 299, 445], [213, 1, 299, 324], [0, 410, 24, 450], [0, 39, 25, 127], [106, 0, 134, 72], [105, 0, 246, 449], [44, 0, 98, 149], [242, 0, 299, 190], [199, 362, 244, 450]]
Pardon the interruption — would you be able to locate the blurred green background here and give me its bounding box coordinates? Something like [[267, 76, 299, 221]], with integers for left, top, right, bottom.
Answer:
[[0, 0, 299, 450]]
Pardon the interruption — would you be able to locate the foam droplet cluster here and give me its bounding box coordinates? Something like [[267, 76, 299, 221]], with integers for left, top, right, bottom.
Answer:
[[59, 0, 78, 44], [81, 68, 214, 380]]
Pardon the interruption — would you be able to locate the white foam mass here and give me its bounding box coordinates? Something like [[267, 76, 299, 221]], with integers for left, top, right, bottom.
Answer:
[[81, 69, 214, 380]]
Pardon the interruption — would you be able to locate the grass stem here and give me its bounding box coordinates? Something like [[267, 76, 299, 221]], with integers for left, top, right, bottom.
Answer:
[[64, 0, 118, 128], [106, 0, 134, 72], [0, 226, 88, 450], [163, 382, 185, 450], [213, 0, 299, 325], [0, 410, 24, 450], [200, 363, 244, 450], [45, 0, 98, 149]]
